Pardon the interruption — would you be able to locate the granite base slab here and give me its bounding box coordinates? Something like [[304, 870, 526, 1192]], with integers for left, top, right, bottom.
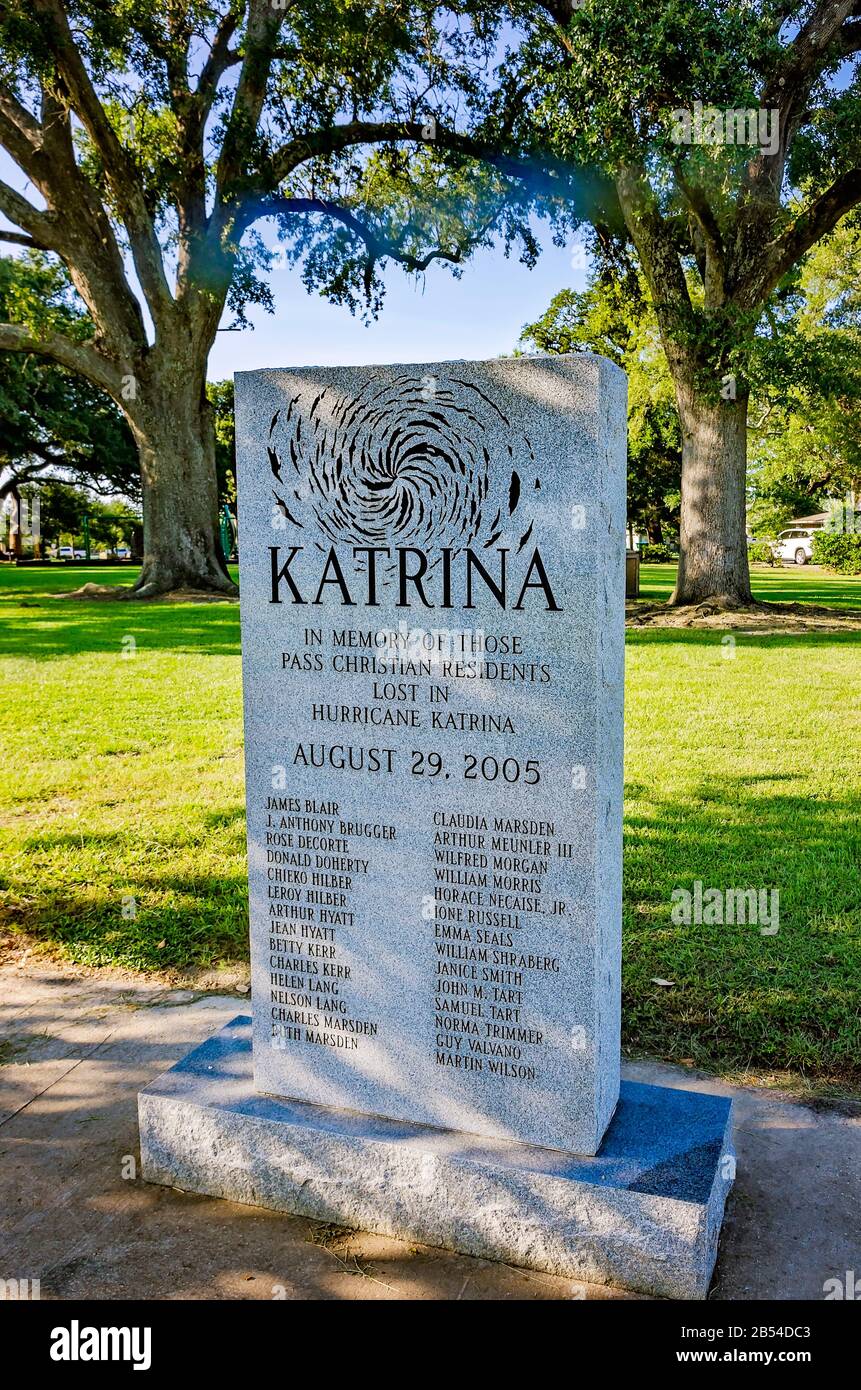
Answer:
[[138, 1017, 734, 1300]]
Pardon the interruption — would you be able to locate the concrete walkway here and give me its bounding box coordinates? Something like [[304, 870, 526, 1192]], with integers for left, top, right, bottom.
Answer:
[[1, 959, 858, 1300]]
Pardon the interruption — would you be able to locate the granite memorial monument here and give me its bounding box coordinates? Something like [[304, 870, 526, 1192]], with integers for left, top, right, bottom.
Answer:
[[138, 355, 734, 1298]]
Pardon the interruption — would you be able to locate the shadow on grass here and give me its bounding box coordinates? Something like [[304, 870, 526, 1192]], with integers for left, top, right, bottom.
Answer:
[[638, 561, 861, 610], [2, 882, 249, 973], [626, 627, 861, 651], [5, 604, 861, 663], [2, 820, 250, 971], [4, 777, 860, 1081], [622, 774, 861, 1084], [752, 578, 861, 607], [19, 809, 247, 857], [0, 602, 240, 659]]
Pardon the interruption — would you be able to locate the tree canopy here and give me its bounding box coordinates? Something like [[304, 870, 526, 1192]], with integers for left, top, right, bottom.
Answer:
[[1, 2, 860, 601], [520, 269, 681, 543], [0, 0, 580, 592], [522, 213, 861, 543], [746, 216, 861, 530], [0, 252, 138, 496], [497, 0, 861, 603]]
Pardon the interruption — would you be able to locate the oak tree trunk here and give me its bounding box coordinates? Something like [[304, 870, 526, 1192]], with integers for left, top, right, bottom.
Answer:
[[670, 386, 752, 607], [126, 371, 236, 598]]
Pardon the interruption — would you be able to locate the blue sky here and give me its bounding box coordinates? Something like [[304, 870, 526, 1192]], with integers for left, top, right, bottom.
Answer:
[[0, 137, 585, 379], [206, 228, 584, 381]]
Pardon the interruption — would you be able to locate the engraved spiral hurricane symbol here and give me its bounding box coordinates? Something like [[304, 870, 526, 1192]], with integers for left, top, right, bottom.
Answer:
[[267, 373, 539, 561]]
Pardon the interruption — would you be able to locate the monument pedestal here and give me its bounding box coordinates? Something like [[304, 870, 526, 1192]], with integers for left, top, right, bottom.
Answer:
[[139, 1017, 733, 1300]]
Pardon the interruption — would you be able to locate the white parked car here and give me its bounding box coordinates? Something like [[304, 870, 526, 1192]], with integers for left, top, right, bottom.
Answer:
[[771, 527, 818, 565]]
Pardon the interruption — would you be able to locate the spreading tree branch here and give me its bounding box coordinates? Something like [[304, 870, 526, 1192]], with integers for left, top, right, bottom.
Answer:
[[0, 178, 58, 250], [0, 84, 44, 171], [673, 161, 726, 304], [175, 9, 242, 241], [615, 159, 702, 382], [0, 321, 124, 396], [270, 118, 609, 214], [195, 10, 242, 112], [259, 193, 484, 299], [750, 0, 858, 199], [0, 228, 47, 249], [214, 0, 284, 203], [741, 166, 861, 305], [30, 0, 174, 323]]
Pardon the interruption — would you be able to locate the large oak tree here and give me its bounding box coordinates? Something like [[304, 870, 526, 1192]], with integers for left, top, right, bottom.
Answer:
[[505, 0, 861, 604], [0, 1, 560, 595]]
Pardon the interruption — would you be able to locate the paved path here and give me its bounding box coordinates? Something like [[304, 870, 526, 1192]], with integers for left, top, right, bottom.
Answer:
[[1, 961, 858, 1300]]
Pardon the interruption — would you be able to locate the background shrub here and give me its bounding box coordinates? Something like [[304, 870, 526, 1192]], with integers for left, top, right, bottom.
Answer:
[[641, 543, 679, 564], [748, 541, 777, 565], [812, 531, 861, 573]]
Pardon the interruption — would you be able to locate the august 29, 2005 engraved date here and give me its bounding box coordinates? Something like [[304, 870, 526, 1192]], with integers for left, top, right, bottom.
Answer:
[[292, 744, 541, 785]]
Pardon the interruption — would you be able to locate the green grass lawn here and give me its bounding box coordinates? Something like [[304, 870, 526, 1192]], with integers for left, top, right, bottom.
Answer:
[[639, 560, 861, 609], [2, 562, 860, 1095]]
